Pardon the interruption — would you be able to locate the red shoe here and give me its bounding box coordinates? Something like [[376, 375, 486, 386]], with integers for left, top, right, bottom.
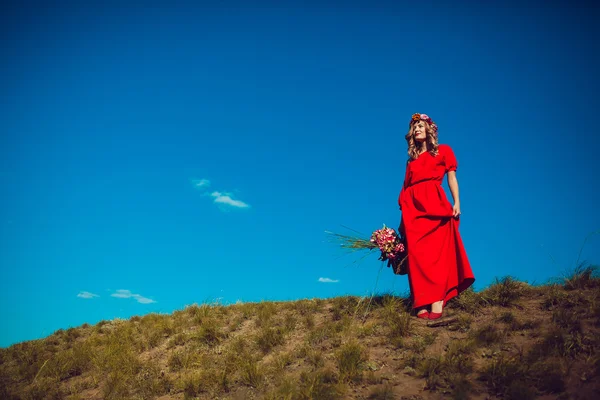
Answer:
[[428, 300, 444, 320], [417, 311, 429, 319], [428, 311, 443, 320]]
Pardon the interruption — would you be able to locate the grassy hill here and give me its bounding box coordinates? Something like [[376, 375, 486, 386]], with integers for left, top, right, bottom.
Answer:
[[1, 266, 599, 400]]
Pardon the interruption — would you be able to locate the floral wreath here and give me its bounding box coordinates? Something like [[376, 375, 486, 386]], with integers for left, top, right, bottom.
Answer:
[[410, 113, 438, 133]]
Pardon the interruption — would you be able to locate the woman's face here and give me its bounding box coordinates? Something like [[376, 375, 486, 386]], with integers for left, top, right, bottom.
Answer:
[[413, 121, 427, 141]]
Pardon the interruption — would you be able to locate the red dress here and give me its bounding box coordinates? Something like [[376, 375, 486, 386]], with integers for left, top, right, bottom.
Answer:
[[398, 144, 475, 309]]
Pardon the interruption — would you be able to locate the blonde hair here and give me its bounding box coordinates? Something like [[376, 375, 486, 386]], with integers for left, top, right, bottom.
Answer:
[[405, 121, 439, 160]]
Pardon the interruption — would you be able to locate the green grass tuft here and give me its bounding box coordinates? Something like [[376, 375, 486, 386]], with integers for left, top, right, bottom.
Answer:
[[562, 263, 599, 290], [256, 326, 286, 353], [480, 276, 529, 307], [336, 341, 368, 382], [367, 383, 395, 399]]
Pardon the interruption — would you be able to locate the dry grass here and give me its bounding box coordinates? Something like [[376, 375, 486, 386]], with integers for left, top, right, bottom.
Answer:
[[1, 268, 599, 399]]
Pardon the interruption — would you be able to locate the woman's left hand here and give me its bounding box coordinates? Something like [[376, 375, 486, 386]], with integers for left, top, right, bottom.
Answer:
[[452, 203, 461, 218]]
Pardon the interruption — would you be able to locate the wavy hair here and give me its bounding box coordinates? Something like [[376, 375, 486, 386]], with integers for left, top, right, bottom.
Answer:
[[405, 120, 439, 160]]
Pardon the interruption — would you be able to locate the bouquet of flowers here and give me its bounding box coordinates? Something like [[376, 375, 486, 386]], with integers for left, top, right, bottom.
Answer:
[[326, 224, 408, 275]]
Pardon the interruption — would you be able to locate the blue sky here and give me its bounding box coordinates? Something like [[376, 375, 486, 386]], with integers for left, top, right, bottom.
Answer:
[[1, 0, 599, 347]]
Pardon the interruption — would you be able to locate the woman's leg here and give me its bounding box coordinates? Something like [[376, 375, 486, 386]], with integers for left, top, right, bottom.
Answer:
[[431, 300, 444, 313]]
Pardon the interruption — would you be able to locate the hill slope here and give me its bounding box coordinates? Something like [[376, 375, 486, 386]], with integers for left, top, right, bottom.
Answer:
[[1, 268, 599, 400]]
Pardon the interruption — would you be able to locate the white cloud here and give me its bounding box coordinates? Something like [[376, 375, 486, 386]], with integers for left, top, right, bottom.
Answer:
[[193, 178, 250, 210], [77, 291, 99, 299], [111, 289, 156, 304], [318, 277, 339, 283], [111, 289, 132, 299], [134, 296, 156, 304], [210, 191, 250, 209], [193, 178, 211, 188]]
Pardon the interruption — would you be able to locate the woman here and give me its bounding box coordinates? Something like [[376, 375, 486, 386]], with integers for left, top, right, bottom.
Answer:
[[398, 113, 475, 320]]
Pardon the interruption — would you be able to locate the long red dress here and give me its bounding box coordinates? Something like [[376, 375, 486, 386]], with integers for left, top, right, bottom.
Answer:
[[398, 144, 475, 309]]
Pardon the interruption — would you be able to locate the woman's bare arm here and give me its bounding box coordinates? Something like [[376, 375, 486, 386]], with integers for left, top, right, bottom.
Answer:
[[447, 171, 461, 218]]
